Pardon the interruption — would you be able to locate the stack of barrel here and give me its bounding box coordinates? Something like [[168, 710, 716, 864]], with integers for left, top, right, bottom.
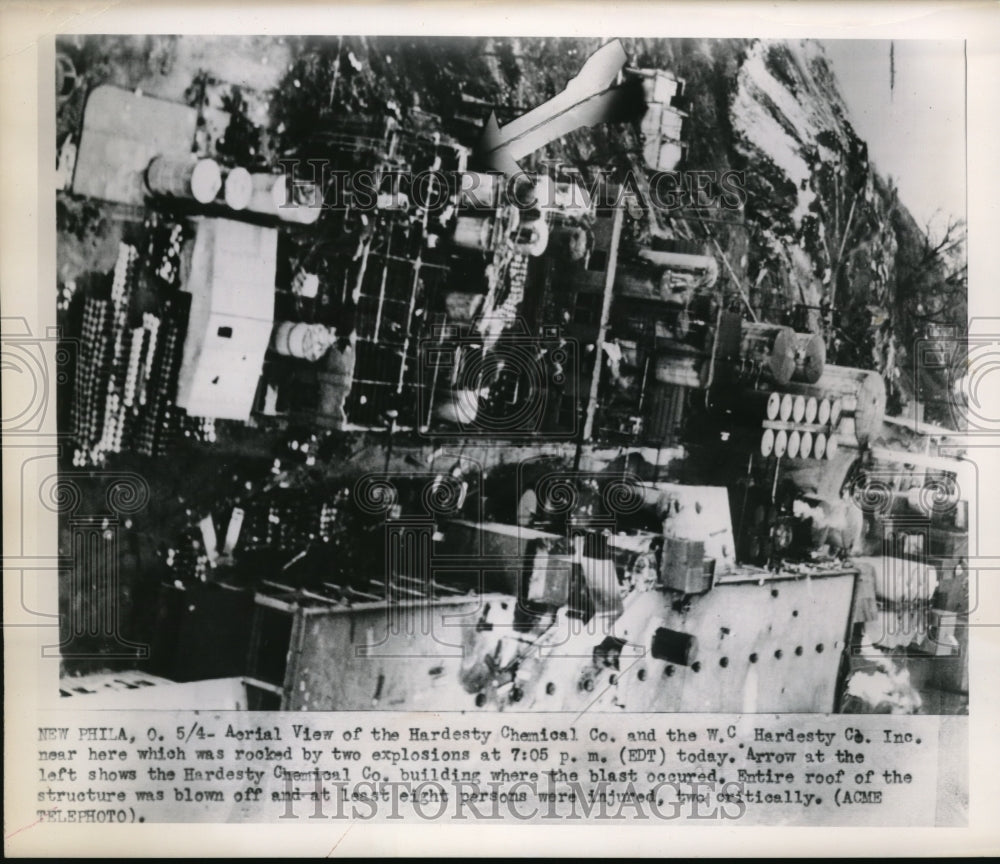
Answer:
[[755, 388, 843, 460], [145, 155, 322, 224], [719, 321, 887, 459]]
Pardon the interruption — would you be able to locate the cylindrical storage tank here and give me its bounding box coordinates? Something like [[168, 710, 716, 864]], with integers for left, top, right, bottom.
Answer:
[[804, 396, 818, 424], [790, 331, 826, 383], [791, 394, 806, 423], [813, 431, 827, 460], [766, 391, 781, 421], [272, 320, 299, 356], [453, 214, 496, 251], [739, 322, 796, 386], [824, 434, 839, 460], [787, 429, 801, 459], [817, 397, 831, 426], [779, 393, 793, 421], [272, 321, 335, 362], [799, 430, 813, 459], [146, 156, 222, 203], [773, 429, 788, 458], [223, 167, 253, 210], [760, 428, 775, 457]]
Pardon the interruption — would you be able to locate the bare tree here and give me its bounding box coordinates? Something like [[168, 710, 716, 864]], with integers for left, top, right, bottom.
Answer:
[[897, 213, 967, 331]]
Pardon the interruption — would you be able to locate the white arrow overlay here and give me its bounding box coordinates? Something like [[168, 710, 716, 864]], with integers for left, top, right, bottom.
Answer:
[[477, 40, 631, 175]]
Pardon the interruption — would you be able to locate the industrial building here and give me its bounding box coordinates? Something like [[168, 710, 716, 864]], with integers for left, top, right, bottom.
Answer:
[[56, 40, 968, 717]]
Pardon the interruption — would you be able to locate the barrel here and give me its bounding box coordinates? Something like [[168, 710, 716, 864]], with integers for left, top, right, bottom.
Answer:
[[773, 429, 788, 458], [804, 396, 818, 424], [779, 393, 793, 421], [739, 322, 796, 385], [817, 398, 831, 426], [813, 431, 827, 460], [223, 167, 253, 210], [760, 428, 775, 457], [825, 434, 839, 460], [791, 394, 806, 423], [766, 392, 781, 421], [790, 331, 826, 383], [799, 430, 813, 459], [787, 429, 801, 459], [146, 156, 221, 203], [272, 321, 335, 361]]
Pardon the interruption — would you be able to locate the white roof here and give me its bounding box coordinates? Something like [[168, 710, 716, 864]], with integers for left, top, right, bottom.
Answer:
[[176, 218, 277, 421]]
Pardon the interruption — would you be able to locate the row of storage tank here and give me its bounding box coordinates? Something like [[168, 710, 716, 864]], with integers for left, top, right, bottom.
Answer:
[[698, 316, 886, 455], [145, 155, 323, 224]]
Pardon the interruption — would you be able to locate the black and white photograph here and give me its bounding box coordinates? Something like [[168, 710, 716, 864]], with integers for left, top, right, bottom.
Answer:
[[51, 33, 969, 715], [4, 3, 999, 852]]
